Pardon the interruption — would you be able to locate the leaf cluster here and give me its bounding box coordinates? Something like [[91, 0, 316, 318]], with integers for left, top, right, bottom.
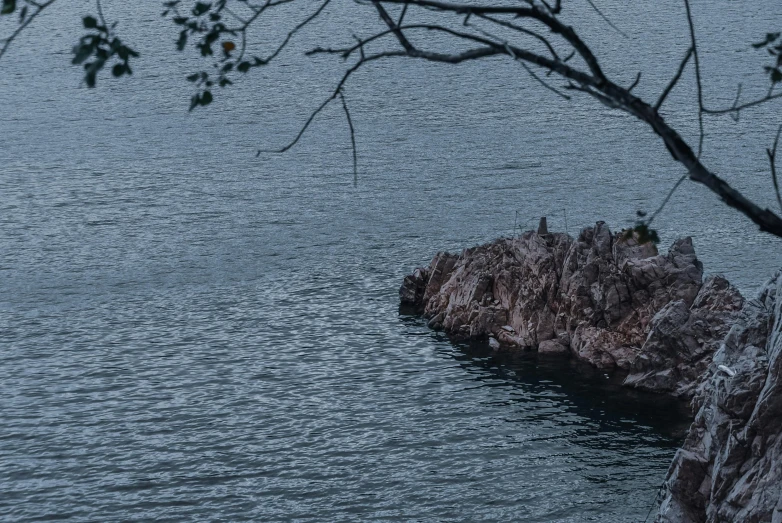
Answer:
[[753, 32, 782, 85], [72, 15, 138, 87], [162, 1, 271, 111]]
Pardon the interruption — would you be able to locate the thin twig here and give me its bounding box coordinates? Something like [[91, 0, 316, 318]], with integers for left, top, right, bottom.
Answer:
[[703, 90, 782, 116], [683, 0, 704, 158], [397, 3, 408, 26], [339, 90, 359, 185], [258, 51, 406, 155], [768, 124, 782, 213], [475, 13, 561, 62], [518, 57, 571, 100], [95, 0, 106, 27], [628, 72, 641, 92], [373, 1, 414, 52], [655, 46, 693, 110], [648, 174, 688, 225], [584, 0, 629, 39], [256, 0, 331, 65], [0, 0, 57, 62]]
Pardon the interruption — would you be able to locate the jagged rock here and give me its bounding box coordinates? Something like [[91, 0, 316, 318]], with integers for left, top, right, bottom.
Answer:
[[400, 222, 743, 399], [624, 276, 744, 398], [656, 271, 782, 523], [400, 267, 431, 311]]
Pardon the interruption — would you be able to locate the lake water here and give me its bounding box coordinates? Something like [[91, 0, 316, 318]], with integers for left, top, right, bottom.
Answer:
[[2, 1, 781, 521]]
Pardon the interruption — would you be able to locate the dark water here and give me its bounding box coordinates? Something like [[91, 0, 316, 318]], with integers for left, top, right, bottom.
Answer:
[[2, 1, 781, 521]]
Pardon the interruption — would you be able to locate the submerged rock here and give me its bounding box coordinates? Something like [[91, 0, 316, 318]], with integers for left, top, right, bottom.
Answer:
[[400, 222, 743, 399], [656, 271, 782, 522]]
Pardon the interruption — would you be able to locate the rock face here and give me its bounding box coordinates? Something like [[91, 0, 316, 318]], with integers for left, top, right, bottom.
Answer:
[[656, 271, 782, 522], [400, 222, 744, 399]]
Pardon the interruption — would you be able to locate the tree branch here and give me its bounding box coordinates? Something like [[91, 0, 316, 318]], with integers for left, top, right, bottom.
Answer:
[[703, 90, 782, 115], [339, 89, 359, 185], [655, 46, 692, 110], [376, 0, 608, 83], [0, 0, 57, 62], [372, 1, 414, 52], [768, 124, 782, 213], [683, 0, 705, 157], [584, 0, 629, 39]]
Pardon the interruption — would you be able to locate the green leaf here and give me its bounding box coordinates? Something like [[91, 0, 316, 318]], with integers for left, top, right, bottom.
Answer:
[[72, 44, 94, 65], [83, 16, 98, 29], [237, 61, 251, 73], [85, 69, 97, 88], [192, 2, 211, 16], [1, 0, 16, 15], [186, 73, 200, 82], [201, 90, 212, 105], [112, 63, 126, 77], [772, 68, 782, 84], [176, 30, 188, 51]]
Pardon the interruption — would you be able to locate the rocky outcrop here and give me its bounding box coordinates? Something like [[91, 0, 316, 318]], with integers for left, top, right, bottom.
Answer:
[[624, 276, 744, 399], [400, 222, 744, 399], [656, 271, 782, 522]]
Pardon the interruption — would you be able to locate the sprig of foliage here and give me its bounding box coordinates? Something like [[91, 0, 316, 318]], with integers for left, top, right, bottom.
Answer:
[[162, 0, 241, 110], [72, 14, 138, 87], [753, 32, 782, 85]]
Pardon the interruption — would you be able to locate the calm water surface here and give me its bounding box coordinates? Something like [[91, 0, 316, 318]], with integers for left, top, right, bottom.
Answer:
[[2, 1, 781, 521]]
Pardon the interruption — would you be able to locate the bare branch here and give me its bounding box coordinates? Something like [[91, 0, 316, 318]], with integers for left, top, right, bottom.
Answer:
[[252, 0, 331, 65], [376, 0, 609, 83], [655, 46, 693, 110], [703, 90, 782, 115], [648, 174, 688, 224], [339, 90, 359, 185], [628, 71, 641, 92], [683, 0, 704, 158], [258, 51, 406, 155], [372, 1, 414, 52], [475, 13, 561, 62], [768, 124, 782, 213], [0, 0, 57, 63], [502, 43, 570, 100], [584, 0, 629, 39]]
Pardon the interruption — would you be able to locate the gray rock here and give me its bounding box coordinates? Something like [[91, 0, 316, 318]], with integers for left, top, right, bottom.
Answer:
[[624, 276, 744, 399], [400, 222, 739, 398], [538, 339, 569, 355], [656, 271, 782, 523]]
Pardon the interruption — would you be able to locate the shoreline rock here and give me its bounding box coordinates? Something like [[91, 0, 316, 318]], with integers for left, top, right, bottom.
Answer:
[[655, 271, 782, 522], [402, 222, 782, 521], [400, 222, 744, 400]]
